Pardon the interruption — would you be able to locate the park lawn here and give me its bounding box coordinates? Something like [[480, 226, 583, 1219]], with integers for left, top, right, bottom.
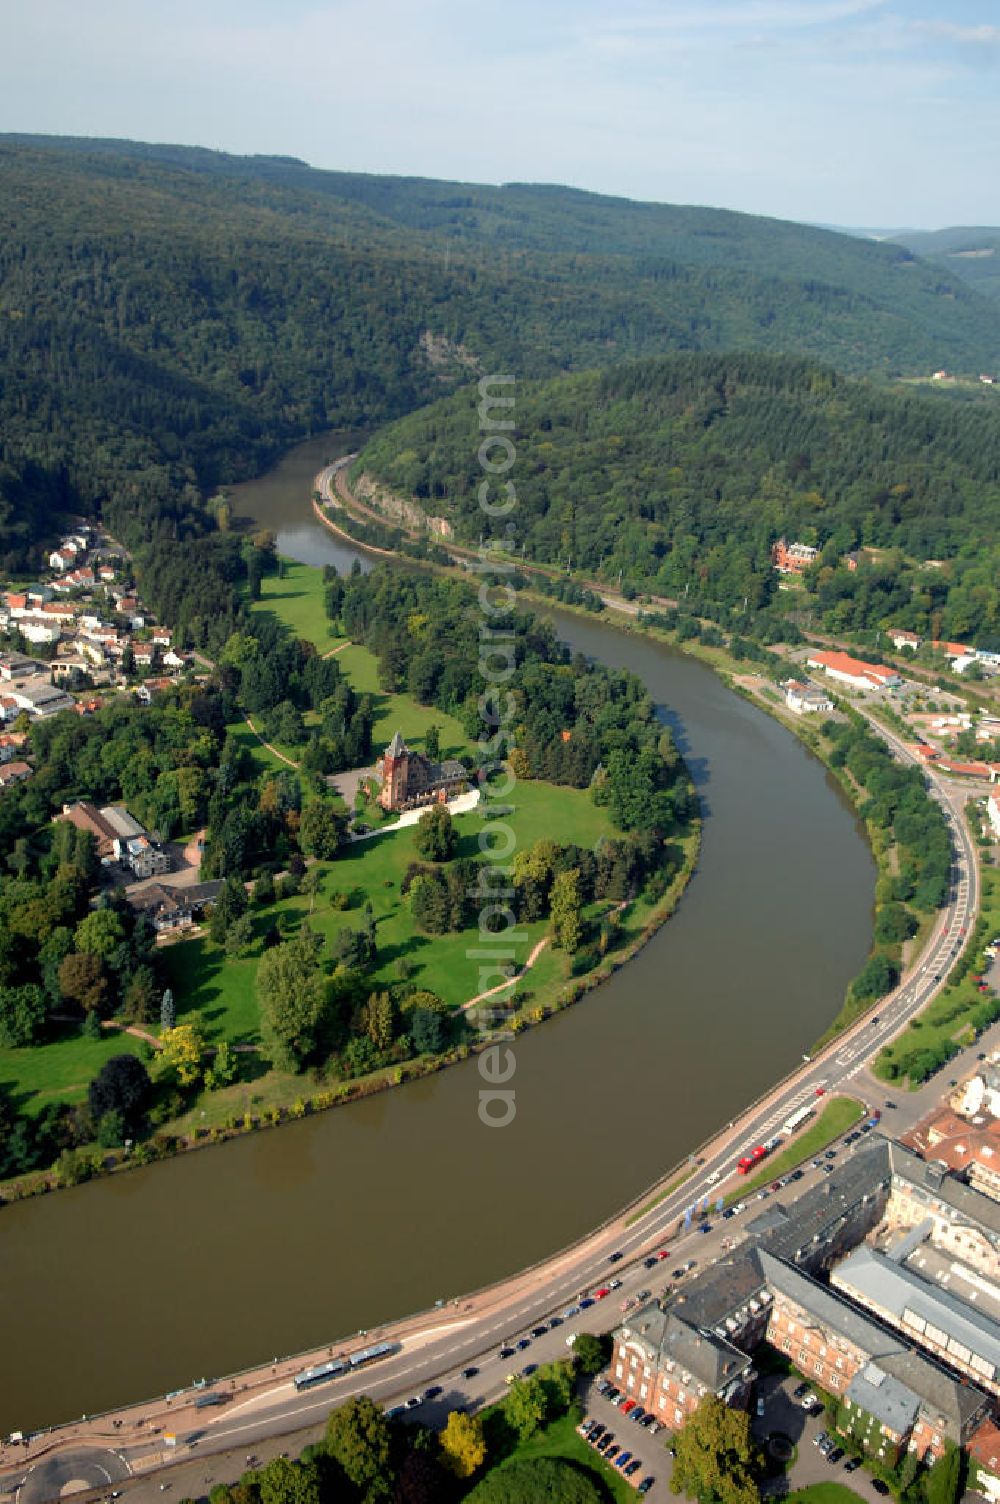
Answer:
[[334, 642, 473, 760], [160, 779, 616, 1032], [725, 1098, 865, 1203], [788, 1487, 867, 1504], [160, 936, 262, 1047], [226, 718, 299, 779], [469, 1412, 638, 1504], [250, 560, 343, 650], [0, 1026, 145, 1114]]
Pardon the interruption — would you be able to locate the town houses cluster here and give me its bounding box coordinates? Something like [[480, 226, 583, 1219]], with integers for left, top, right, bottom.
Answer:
[[0, 523, 193, 793]]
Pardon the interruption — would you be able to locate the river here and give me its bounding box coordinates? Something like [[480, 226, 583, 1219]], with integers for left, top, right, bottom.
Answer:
[[0, 433, 874, 1433]]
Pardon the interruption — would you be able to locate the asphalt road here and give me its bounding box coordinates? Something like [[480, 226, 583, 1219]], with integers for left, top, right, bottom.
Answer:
[[11, 713, 981, 1503]]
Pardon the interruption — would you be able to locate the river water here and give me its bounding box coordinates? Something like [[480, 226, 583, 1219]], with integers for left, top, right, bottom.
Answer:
[[0, 434, 874, 1432]]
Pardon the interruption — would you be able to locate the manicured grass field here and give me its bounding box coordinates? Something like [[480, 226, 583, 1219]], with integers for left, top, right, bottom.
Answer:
[[249, 559, 474, 762], [251, 560, 343, 649], [0, 1025, 145, 1113], [468, 1412, 640, 1504], [335, 642, 473, 759], [788, 1486, 867, 1504], [726, 1097, 865, 1202]]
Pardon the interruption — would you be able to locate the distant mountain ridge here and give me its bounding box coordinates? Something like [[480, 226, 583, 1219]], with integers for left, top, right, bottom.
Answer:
[[2, 134, 1000, 570], [887, 226, 1000, 306]]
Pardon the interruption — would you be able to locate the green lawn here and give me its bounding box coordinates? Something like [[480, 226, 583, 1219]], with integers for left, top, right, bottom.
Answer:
[[251, 560, 343, 650], [161, 781, 616, 1041], [725, 1098, 865, 1202], [335, 641, 473, 760], [0, 1025, 145, 1113], [788, 1486, 867, 1504], [470, 1412, 642, 1504]]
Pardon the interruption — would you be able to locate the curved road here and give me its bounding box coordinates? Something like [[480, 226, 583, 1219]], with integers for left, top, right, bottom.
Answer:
[[11, 723, 980, 1502]]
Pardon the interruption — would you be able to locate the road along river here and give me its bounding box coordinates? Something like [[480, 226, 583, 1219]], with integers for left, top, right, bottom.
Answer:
[[0, 434, 875, 1434]]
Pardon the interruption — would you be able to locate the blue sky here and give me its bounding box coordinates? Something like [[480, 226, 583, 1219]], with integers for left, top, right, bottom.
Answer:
[[3, 0, 998, 227]]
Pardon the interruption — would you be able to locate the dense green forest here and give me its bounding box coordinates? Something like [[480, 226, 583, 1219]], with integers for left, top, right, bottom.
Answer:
[[892, 226, 1000, 306], [355, 352, 1000, 642], [4, 135, 1000, 575]]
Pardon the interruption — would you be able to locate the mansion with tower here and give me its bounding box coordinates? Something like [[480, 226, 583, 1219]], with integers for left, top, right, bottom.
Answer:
[[375, 731, 467, 813]]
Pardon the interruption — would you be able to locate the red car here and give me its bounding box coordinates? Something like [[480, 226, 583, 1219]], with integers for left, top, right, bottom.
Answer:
[[656, 1249, 670, 1260], [594, 1287, 610, 1300]]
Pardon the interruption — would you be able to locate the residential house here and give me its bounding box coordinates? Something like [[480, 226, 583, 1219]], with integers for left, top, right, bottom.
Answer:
[[772, 538, 820, 575], [123, 835, 172, 879], [889, 630, 922, 652], [127, 880, 223, 933], [0, 760, 32, 790], [0, 731, 28, 763], [784, 679, 835, 714]]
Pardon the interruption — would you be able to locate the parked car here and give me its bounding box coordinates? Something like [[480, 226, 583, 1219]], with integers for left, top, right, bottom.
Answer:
[[625, 1459, 642, 1476], [615, 1452, 632, 1470], [872, 1480, 891, 1496], [813, 1431, 829, 1448], [644, 1256, 659, 1268], [530, 1325, 547, 1338], [608, 1250, 624, 1262], [461, 1366, 479, 1380], [792, 1382, 810, 1399], [828, 1447, 845, 1464], [498, 1346, 515, 1359], [422, 1385, 442, 1400], [844, 1457, 862, 1473], [638, 1479, 655, 1496]]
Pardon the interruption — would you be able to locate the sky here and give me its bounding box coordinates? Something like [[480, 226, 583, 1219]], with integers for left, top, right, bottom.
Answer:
[[2, 0, 999, 228]]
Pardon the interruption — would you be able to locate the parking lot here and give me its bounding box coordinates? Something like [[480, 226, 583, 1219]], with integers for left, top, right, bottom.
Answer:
[[754, 1372, 892, 1502], [577, 1374, 672, 1496]]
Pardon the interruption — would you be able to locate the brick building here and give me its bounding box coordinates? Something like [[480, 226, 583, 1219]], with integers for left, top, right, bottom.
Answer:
[[376, 731, 467, 813]]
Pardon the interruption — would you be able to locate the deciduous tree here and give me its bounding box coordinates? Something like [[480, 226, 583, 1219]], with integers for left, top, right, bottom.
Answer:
[[439, 1410, 486, 1479]]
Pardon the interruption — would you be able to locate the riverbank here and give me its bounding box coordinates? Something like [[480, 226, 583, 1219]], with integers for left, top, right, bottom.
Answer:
[[319, 462, 935, 1050], [0, 561, 701, 1209]]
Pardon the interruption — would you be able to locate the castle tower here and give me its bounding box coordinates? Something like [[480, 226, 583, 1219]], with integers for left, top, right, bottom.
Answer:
[[380, 730, 410, 811]]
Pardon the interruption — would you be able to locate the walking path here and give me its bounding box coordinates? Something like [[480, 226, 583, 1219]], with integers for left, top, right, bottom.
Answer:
[[460, 935, 551, 1012], [243, 716, 301, 770]]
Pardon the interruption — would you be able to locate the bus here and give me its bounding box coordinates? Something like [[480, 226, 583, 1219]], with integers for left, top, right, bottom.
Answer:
[[293, 1358, 348, 1392], [194, 1392, 228, 1409], [781, 1104, 814, 1136], [349, 1341, 401, 1370]]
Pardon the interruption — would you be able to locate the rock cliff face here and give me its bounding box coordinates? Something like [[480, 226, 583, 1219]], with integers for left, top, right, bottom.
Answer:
[[352, 471, 454, 539]]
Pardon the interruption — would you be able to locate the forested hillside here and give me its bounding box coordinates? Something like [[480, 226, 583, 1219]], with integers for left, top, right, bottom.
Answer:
[[892, 226, 1000, 306], [355, 353, 1000, 642], [4, 136, 1000, 577]]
